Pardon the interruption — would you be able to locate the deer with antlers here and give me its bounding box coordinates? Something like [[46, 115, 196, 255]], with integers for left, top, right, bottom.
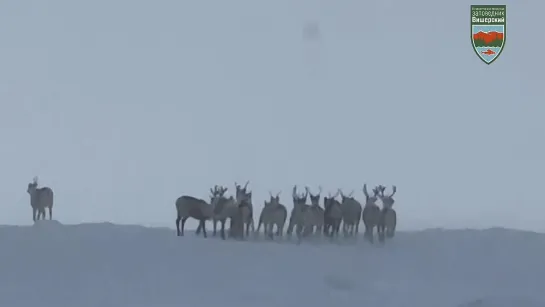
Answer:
[[234, 181, 255, 237], [361, 184, 381, 243], [338, 189, 362, 237], [323, 190, 342, 238], [376, 185, 397, 241], [27, 176, 54, 222], [209, 184, 252, 240], [210, 185, 234, 238], [257, 191, 287, 239], [286, 185, 310, 240]]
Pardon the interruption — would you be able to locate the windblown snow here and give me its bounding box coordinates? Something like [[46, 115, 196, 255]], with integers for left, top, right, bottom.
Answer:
[[0, 221, 543, 307]]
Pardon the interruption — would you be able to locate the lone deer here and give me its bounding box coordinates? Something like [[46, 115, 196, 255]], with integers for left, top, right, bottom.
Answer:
[[27, 176, 54, 222]]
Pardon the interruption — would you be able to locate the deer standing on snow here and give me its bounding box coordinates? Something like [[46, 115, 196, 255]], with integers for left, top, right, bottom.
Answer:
[[361, 184, 381, 243], [257, 191, 287, 239], [27, 176, 54, 222], [377, 185, 397, 242]]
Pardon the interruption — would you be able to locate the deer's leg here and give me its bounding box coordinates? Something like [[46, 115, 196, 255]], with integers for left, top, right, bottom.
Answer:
[[220, 220, 226, 240], [196, 222, 202, 235], [176, 216, 181, 236], [180, 217, 188, 236], [200, 220, 207, 238], [48, 207, 52, 220], [286, 217, 294, 236], [245, 216, 252, 236], [213, 219, 217, 236], [32, 208, 37, 222]]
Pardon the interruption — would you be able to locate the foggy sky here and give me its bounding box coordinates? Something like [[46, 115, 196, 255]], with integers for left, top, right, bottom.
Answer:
[[1, 0, 543, 231]]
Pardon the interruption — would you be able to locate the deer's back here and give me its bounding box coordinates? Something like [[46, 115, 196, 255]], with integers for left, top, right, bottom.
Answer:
[[176, 195, 212, 219], [36, 187, 54, 208]]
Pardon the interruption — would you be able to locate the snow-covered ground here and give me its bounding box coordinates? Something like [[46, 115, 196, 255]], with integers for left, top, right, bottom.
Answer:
[[0, 221, 543, 307]]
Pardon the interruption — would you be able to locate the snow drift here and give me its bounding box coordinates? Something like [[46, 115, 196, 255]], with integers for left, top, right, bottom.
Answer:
[[0, 221, 543, 307]]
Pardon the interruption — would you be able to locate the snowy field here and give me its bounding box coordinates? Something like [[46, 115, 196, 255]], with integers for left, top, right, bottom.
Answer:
[[0, 221, 544, 307]]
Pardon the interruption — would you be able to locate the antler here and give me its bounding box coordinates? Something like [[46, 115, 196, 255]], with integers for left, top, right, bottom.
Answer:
[[243, 180, 249, 190], [210, 185, 218, 196], [379, 185, 386, 197], [292, 185, 297, 199], [390, 185, 397, 197], [363, 184, 369, 198], [33, 176, 38, 184], [338, 188, 344, 197]]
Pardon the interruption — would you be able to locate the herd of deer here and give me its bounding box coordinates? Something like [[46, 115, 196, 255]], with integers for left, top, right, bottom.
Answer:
[[25, 177, 397, 244], [175, 181, 398, 244]]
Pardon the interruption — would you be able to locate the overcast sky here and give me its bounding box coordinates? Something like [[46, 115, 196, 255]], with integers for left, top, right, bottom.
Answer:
[[0, 0, 542, 231]]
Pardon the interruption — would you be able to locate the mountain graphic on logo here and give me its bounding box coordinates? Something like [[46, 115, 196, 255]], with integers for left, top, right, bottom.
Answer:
[[473, 31, 504, 47]]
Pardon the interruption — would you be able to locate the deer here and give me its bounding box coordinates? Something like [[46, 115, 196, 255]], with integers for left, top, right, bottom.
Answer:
[[376, 185, 397, 241], [305, 186, 325, 236], [235, 181, 255, 236], [257, 191, 287, 239], [338, 189, 362, 238], [323, 190, 342, 238], [27, 176, 54, 222], [175, 190, 215, 238], [210, 185, 235, 239], [286, 185, 310, 240], [361, 184, 381, 243]]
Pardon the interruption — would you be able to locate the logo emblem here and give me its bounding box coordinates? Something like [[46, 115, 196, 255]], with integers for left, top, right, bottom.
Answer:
[[471, 5, 506, 65]]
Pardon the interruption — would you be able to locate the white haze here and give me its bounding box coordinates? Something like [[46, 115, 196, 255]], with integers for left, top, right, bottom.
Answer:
[[1, 0, 543, 231]]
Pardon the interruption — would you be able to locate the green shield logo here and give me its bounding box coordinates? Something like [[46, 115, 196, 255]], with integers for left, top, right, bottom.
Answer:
[[471, 5, 506, 65]]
